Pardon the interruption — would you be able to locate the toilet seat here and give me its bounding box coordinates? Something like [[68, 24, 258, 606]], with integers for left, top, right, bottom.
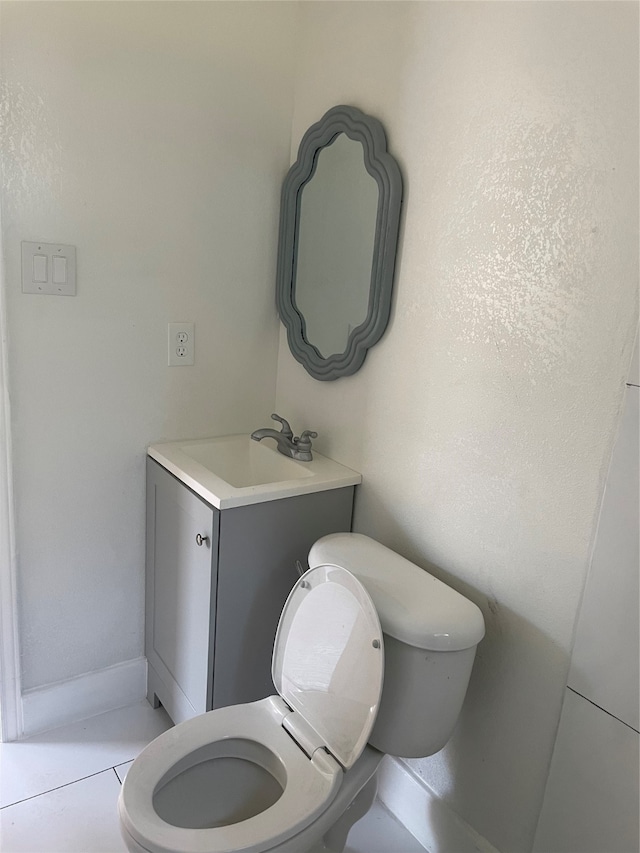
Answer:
[[119, 697, 342, 853], [119, 565, 384, 853]]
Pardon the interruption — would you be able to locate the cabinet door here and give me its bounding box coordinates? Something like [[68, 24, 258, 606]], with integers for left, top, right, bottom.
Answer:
[[146, 460, 218, 722], [213, 486, 354, 708]]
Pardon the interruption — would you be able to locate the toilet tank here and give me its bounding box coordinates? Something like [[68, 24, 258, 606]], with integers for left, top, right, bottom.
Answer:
[[307, 533, 485, 758]]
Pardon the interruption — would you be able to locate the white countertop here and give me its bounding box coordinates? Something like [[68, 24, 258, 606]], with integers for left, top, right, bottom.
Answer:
[[148, 434, 362, 510]]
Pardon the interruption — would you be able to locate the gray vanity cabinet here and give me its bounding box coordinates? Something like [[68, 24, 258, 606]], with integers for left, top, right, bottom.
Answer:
[[145, 457, 355, 725]]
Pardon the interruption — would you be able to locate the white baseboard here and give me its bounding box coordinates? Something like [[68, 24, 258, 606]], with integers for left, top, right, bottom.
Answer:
[[21, 657, 147, 738], [377, 756, 500, 853]]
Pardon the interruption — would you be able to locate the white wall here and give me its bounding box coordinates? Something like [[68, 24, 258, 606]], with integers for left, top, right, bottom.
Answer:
[[533, 331, 639, 852], [1, 1, 295, 692], [276, 3, 639, 851]]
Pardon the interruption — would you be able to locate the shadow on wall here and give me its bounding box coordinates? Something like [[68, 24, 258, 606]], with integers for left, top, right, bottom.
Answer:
[[353, 486, 568, 852]]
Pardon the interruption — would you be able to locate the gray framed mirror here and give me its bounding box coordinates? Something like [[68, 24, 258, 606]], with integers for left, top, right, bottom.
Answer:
[[276, 105, 403, 380]]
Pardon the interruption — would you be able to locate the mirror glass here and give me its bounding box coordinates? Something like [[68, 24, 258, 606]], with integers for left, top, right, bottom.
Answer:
[[276, 105, 402, 381], [295, 134, 379, 358]]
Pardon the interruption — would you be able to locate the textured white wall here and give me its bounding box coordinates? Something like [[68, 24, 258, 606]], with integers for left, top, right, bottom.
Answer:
[[275, 3, 639, 851], [1, 1, 295, 690]]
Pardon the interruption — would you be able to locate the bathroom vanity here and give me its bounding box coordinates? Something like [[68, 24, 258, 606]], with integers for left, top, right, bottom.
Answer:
[[145, 436, 361, 725]]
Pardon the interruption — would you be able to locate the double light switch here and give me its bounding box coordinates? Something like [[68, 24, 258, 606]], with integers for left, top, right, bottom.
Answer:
[[22, 242, 77, 296]]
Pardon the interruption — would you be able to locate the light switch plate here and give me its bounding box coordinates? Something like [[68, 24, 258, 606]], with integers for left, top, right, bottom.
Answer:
[[22, 241, 76, 296]]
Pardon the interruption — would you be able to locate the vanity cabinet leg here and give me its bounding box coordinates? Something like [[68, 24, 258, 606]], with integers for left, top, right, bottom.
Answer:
[[146, 665, 164, 711]]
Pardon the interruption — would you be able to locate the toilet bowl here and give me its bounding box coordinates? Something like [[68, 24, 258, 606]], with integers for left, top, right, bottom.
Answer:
[[118, 698, 385, 853], [120, 698, 335, 853], [119, 563, 385, 853], [119, 534, 485, 853]]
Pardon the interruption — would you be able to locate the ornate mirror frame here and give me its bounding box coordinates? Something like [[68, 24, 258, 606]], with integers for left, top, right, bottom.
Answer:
[[276, 105, 403, 381]]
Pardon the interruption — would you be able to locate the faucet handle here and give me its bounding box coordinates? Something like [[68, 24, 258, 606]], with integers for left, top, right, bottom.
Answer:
[[297, 430, 318, 450], [270, 413, 293, 438]]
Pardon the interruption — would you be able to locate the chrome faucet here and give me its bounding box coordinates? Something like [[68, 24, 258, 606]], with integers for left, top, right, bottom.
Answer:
[[251, 414, 318, 462]]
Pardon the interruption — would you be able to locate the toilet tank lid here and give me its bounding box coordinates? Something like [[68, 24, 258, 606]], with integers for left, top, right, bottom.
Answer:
[[308, 533, 485, 652]]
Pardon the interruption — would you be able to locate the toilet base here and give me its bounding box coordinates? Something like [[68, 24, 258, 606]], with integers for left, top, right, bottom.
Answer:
[[318, 774, 379, 852]]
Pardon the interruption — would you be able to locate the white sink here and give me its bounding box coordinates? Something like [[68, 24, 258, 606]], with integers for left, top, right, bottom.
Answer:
[[148, 434, 361, 509], [181, 435, 313, 488]]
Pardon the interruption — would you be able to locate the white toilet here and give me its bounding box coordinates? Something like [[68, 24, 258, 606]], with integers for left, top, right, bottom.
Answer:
[[118, 533, 485, 853]]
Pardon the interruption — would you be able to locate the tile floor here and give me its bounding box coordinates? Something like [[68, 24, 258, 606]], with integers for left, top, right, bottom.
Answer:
[[0, 701, 425, 853]]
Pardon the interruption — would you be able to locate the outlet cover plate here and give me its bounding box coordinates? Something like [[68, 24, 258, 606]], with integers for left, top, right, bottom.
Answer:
[[168, 322, 194, 366]]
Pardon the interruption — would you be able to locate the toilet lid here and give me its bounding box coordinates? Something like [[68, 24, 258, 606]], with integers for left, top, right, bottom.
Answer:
[[272, 564, 384, 770]]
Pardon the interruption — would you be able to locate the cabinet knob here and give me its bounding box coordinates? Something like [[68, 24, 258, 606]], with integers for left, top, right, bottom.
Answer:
[[195, 533, 209, 547]]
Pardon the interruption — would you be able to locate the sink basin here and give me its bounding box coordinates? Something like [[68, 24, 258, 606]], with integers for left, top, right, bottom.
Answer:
[[148, 434, 361, 509], [180, 435, 312, 488]]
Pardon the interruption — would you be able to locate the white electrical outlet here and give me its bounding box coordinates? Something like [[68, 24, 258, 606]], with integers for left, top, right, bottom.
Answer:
[[168, 323, 194, 366]]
